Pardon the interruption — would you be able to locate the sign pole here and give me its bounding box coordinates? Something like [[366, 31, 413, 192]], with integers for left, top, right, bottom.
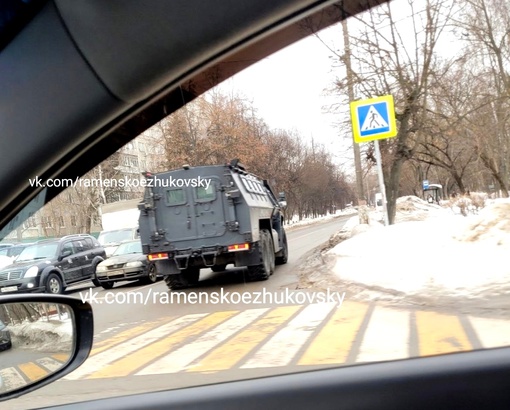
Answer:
[[374, 140, 389, 226], [349, 94, 397, 226]]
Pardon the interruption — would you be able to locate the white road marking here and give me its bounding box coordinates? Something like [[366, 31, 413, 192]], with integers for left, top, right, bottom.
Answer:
[[241, 303, 336, 368], [137, 308, 269, 375], [469, 316, 510, 348], [0, 367, 26, 390], [36, 357, 65, 372], [356, 306, 409, 363], [65, 313, 207, 380]]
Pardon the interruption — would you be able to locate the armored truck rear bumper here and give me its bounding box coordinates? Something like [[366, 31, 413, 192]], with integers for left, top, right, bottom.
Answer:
[[147, 242, 263, 275]]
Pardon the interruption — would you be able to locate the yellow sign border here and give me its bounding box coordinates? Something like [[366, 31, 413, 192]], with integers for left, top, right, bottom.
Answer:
[[350, 95, 397, 143]]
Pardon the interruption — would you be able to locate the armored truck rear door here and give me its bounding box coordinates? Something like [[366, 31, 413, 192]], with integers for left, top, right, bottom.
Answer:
[[159, 175, 226, 241]]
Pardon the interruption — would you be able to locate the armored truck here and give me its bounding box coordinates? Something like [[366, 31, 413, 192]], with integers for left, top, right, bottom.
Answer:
[[138, 160, 288, 290]]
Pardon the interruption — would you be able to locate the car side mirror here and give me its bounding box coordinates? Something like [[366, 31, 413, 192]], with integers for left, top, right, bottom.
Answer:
[[278, 192, 287, 208], [59, 249, 72, 260], [0, 295, 93, 402]]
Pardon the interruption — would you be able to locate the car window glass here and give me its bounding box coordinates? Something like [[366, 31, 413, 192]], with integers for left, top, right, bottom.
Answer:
[[61, 241, 74, 255], [83, 238, 94, 250], [2, 0, 510, 407], [165, 188, 186, 206], [72, 240, 85, 253], [196, 184, 216, 202]]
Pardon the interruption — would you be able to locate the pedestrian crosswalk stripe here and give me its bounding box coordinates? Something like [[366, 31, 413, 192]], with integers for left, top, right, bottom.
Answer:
[[18, 362, 48, 382], [36, 357, 64, 372], [87, 311, 237, 379], [0, 368, 26, 390], [90, 316, 174, 356], [52, 353, 70, 362], [67, 313, 208, 380], [4, 304, 507, 383], [241, 303, 337, 369], [188, 305, 302, 373], [140, 308, 269, 375], [298, 301, 369, 365], [470, 317, 510, 348], [357, 307, 410, 363], [416, 311, 472, 356]]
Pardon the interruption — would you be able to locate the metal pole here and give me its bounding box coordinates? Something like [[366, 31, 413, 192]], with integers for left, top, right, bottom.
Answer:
[[342, 20, 367, 223], [374, 140, 389, 226]]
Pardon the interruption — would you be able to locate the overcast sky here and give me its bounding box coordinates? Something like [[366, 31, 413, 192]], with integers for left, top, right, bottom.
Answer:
[[216, 24, 351, 165], [215, 0, 462, 169]]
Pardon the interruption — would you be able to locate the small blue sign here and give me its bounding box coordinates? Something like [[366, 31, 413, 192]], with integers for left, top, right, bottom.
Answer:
[[357, 102, 390, 137], [350, 95, 397, 143], [423, 180, 429, 190]]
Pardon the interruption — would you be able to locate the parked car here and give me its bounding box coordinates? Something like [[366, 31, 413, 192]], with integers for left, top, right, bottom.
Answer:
[[0, 319, 11, 352], [97, 227, 139, 257], [0, 234, 106, 294], [0, 243, 32, 269], [1, 0, 510, 408], [0, 243, 32, 259], [95, 240, 157, 289], [0, 243, 15, 251]]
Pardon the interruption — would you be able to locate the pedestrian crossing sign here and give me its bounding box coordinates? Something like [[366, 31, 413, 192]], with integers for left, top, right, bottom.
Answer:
[[350, 95, 397, 143]]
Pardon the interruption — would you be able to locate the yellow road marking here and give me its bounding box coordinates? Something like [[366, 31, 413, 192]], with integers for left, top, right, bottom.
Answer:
[[52, 353, 71, 362], [91, 316, 174, 356], [87, 311, 238, 378], [18, 362, 48, 382], [188, 305, 301, 372], [416, 311, 472, 356], [298, 301, 369, 365]]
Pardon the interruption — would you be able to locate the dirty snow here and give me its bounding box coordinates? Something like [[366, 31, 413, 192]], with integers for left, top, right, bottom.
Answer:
[[8, 319, 74, 353], [324, 197, 510, 307]]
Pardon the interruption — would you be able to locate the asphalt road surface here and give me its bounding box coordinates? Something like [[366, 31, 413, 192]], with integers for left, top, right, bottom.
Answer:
[[6, 214, 506, 409]]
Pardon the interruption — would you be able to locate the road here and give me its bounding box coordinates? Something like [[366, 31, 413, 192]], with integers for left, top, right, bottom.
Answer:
[[5, 214, 510, 409]]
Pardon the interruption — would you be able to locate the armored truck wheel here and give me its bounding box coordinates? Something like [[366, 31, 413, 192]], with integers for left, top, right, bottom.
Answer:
[[246, 229, 275, 281], [165, 267, 200, 290], [211, 264, 227, 273], [275, 231, 288, 265]]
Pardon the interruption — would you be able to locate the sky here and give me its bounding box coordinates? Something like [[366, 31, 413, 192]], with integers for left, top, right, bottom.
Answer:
[[214, 0, 464, 170], [216, 24, 351, 165]]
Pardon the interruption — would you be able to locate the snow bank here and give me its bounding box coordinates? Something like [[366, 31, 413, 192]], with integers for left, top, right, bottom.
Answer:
[[326, 197, 510, 303], [9, 319, 74, 353], [286, 208, 358, 230]]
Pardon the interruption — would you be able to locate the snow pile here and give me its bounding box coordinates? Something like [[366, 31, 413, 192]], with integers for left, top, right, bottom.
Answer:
[[447, 192, 489, 216], [325, 198, 510, 305], [454, 199, 510, 246], [286, 208, 358, 230], [393, 195, 446, 222], [9, 319, 74, 353]]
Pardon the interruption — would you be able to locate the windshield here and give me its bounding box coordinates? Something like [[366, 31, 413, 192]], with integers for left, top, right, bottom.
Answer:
[[98, 230, 134, 245], [16, 243, 58, 262], [113, 241, 142, 255], [2, 0, 510, 408]]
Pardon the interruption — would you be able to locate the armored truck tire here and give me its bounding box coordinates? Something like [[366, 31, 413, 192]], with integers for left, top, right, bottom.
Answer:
[[165, 267, 200, 290], [211, 264, 227, 273], [275, 231, 288, 265], [246, 229, 275, 281]]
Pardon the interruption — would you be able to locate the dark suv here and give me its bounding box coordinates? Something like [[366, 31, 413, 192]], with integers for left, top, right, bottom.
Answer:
[[0, 235, 106, 295]]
